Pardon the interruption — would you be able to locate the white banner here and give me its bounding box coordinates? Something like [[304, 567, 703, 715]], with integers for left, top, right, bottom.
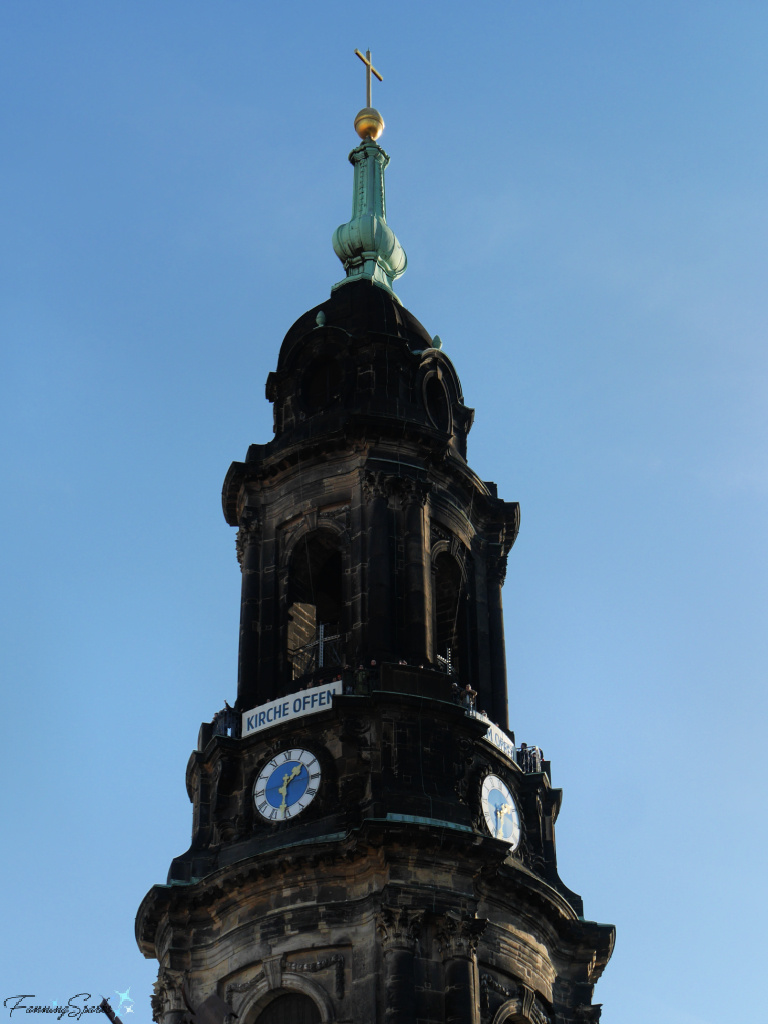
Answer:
[[242, 680, 342, 737], [470, 711, 516, 760]]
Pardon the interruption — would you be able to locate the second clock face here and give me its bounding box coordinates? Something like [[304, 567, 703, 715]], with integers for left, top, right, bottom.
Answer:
[[254, 748, 321, 822], [481, 774, 521, 849]]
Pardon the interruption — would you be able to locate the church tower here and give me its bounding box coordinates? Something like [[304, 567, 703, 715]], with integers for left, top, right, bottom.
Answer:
[[136, 53, 614, 1024]]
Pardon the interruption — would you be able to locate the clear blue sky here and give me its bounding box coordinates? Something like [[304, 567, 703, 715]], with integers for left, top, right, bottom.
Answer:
[[2, 3, 766, 1022]]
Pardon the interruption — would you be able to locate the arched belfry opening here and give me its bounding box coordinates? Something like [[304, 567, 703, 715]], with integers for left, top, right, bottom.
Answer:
[[287, 531, 345, 682], [423, 369, 452, 433], [433, 549, 467, 678], [254, 992, 321, 1024]]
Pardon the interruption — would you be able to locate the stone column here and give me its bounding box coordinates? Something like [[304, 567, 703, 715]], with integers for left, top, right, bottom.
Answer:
[[403, 482, 430, 665], [364, 472, 393, 661], [349, 477, 366, 661], [376, 907, 422, 1024], [436, 915, 486, 1024], [486, 553, 509, 730], [236, 513, 263, 707]]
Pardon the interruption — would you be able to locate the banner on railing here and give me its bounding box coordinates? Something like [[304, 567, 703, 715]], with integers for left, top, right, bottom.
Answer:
[[242, 680, 341, 738], [470, 711, 516, 760]]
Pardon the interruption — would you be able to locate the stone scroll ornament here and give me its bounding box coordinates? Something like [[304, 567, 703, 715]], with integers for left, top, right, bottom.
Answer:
[[225, 953, 345, 1002], [479, 973, 552, 1024], [284, 955, 345, 1000]]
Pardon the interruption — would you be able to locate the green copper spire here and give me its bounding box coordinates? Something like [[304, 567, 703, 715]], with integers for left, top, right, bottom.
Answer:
[[332, 49, 407, 302]]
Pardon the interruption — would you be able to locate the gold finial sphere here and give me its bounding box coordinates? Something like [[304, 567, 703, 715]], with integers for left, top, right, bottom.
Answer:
[[354, 107, 385, 140]]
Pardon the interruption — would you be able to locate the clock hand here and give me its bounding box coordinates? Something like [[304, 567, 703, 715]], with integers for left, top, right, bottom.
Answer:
[[277, 765, 303, 818], [496, 801, 511, 837]]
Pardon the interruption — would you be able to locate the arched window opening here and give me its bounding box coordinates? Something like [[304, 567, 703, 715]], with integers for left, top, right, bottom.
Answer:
[[434, 551, 464, 676], [424, 372, 451, 433], [287, 532, 345, 682], [254, 993, 321, 1024]]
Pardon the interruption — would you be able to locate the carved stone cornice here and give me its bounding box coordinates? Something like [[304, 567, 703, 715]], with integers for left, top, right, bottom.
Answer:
[[375, 906, 423, 953], [435, 914, 486, 960]]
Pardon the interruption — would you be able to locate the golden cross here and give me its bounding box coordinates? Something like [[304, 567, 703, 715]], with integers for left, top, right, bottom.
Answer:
[[354, 48, 383, 108]]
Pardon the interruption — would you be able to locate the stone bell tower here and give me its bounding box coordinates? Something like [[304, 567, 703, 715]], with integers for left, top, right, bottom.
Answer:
[[136, 52, 614, 1024]]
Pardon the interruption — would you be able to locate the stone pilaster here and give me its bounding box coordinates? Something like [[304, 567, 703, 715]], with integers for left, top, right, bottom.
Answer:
[[376, 907, 422, 1024], [436, 915, 486, 1024], [486, 552, 509, 728], [364, 472, 393, 660], [236, 512, 264, 707], [402, 481, 430, 665]]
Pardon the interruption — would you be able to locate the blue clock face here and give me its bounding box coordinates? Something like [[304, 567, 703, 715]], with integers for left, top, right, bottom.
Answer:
[[481, 774, 521, 849], [254, 748, 321, 821]]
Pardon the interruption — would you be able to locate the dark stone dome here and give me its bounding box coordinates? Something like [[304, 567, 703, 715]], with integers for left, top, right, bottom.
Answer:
[[262, 279, 473, 461], [276, 279, 433, 372]]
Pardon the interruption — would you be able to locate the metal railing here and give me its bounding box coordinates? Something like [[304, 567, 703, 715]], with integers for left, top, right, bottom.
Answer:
[[516, 745, 544, 773], [289, 624, 349, 680]]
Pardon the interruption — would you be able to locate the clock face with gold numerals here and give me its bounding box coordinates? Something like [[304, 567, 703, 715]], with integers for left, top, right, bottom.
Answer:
[[481, 774, 521, 849], [253, 748, 321, 822]]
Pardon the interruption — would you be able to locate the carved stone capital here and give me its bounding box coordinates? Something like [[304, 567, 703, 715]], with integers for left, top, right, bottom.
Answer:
[[486, 552, 508, 587], [375, 906, 423, 953], [362, 469, 389, 502], [435, 914, 486, 960], [238, 503, 262, 538], [235, 511, 261, 568], [388, 476, 431, 510], [151, 968, 186, 1023]]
